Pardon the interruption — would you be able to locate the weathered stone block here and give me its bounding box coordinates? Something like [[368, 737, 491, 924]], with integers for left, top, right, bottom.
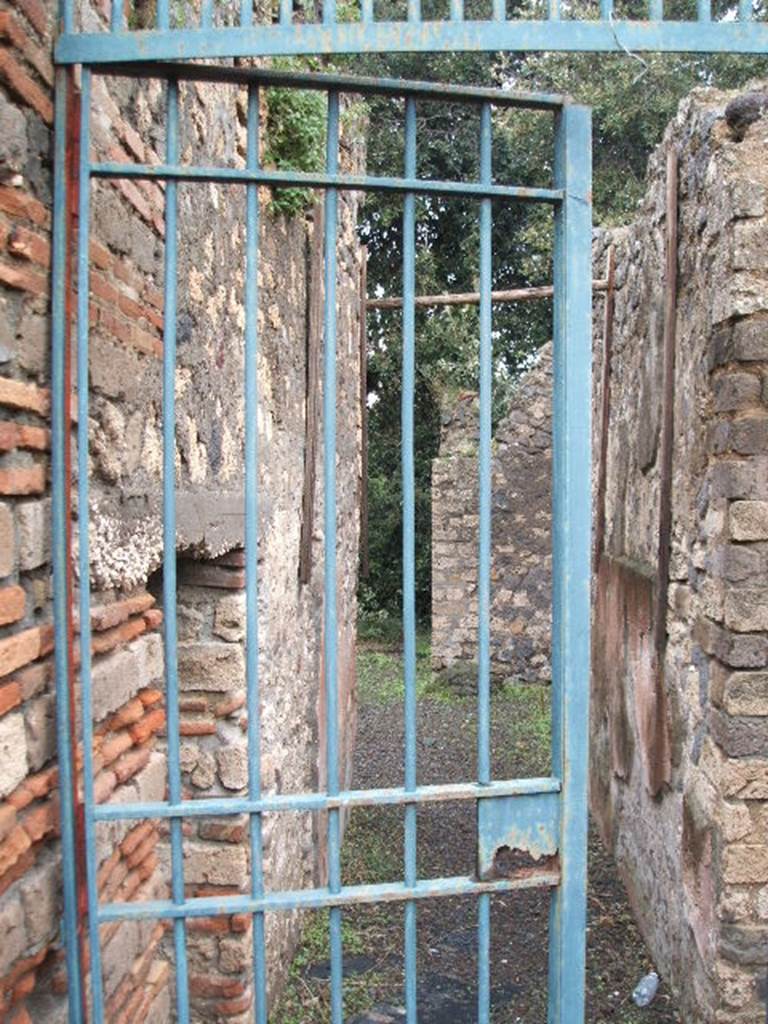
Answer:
[[16, 497, 51, 570], [0, 891, 27, 975], [725, 588, 768, 632], [731, 501, 768, 541], [723, 845, 768, 885], [723, 759, 768, 799], [711, 708, 768, 757], [216, 744, 248, 791], [732, 315, 768, 362], [20, 855, 59, 948], [0, 710, 28, 798], [713, 371, 762, 412], [720, 925, 768, 965], [184, 842, 249, 886], [213, 592, 246, 643], [724, 672, 768, 716], [178, 642, 245, 692], [0, 502, 14, 577]]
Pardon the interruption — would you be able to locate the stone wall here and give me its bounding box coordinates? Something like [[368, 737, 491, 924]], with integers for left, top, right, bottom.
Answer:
[[431, 346, 553, 683], [431, 84, 768, 1021], [0, 2, 364, 1020]]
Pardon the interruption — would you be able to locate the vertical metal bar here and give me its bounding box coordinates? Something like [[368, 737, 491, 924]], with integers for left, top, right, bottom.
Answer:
[[163, 77, 191, 1024], [408, 0, 421, 23], [111, 0, 124, 31], [450, 0, 464, 19], [599, 0, 613, 19], [548, 0, 560, 19], [697, 0, 710, 21], [51, 66, 84, 1024], [649, 0, 663, 19], [240, 0, 253, 26], [477, 99, 493, 1024], [402, 95, 418, 1024], [280, 0, 293, 25], [76, 68, 106, 1024], [201, 0, 215, 27], [361, 0, 374, 22], [157, 0, 169, 28], [739, 0, 752, 19], [493, 0, 505, 22], [245, 82, 269, 1024], [324, 0, 337, 26], [547, 102, 592, 1024], [61, 0, 74, 35], [324, 89, 344, 1024]]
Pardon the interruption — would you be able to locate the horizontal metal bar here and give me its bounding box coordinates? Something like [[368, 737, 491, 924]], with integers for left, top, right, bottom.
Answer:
[[367, 278, 608, 309], [98, 870, 561, 922], [89, 161, 562, 203], [92, 777, 561, 821], [84, 61, 566, 110], [55, 21, 768, 63]]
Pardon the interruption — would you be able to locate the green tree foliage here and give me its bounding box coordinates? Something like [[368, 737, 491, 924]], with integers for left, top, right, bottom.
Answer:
[[346, 43, 767, 620]]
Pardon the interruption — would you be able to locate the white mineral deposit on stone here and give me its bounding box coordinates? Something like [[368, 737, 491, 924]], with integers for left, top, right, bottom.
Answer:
[[631, 971, 659, 1007]]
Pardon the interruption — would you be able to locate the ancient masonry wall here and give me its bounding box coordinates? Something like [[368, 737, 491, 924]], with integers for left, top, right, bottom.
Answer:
[[431, 348, 553, 683], [433, 83, 768, 1021], [0, 2, 364, 1021]]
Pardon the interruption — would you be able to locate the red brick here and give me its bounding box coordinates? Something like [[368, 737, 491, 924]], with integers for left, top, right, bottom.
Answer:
[[7, 224, 49, 267], [0, 261, 47, 296], [89, 239, 112, 271], [93, 769, 117, 804], [91, 615, 146, 656], [0, 680, 21, 716], [126, 831, 159, 870], [96, 848, 121, 891], [0, 422, 49, 452], [119, 820, 152, 858], [129, 707, 165, 745], [112, 743, 151, 785], [230, 913, 252, 934], [0, 13, 52, 86], [107, 697, 144, 730], [143, 608, 163, 630], [0, 377, 48, 416], [215, 991, 253, 1017], [116, 866, 143, 902], [13, 0, 48, 37], [0, 625, 48, 678], [98, 730, 133, 767], [0, 465, 45, 495], [0, 586, 25, 626], [21, 799, 57, 844], [179, 696, 208, 713], [11, 972, 36, 1001], [214, 693, 246, 718], [0, 824, 31, 877], [23, 765, 56, 800], [0, 803, 17, 843], [197, 819, 247, 844], [0, 51, 52, 123], [179, 718, 217, 736], [0, 186, 48, 229], [187, 916, 230, 934], [91, 592, 154, 632], [138, 687, 163, 706], [90, 272, 120, 307], [189, 976, 245, 999], [0, 845, 34, 898]]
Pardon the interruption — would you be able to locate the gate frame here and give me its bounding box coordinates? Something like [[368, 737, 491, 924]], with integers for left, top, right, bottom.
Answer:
[[52, 0, 746, 1017]]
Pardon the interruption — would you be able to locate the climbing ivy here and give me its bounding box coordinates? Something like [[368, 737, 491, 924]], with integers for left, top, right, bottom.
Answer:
[[264, 59, 328, 217]]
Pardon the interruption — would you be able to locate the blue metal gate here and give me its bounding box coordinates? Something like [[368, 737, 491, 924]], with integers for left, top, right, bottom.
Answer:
[[51, 60, 592, 1023]]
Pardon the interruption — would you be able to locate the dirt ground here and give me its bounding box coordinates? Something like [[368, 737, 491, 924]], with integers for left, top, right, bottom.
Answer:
[[274, 638, 681, 1024]]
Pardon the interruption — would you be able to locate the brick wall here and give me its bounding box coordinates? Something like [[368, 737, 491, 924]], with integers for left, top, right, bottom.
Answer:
[[0, 0, 364, 1019]]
